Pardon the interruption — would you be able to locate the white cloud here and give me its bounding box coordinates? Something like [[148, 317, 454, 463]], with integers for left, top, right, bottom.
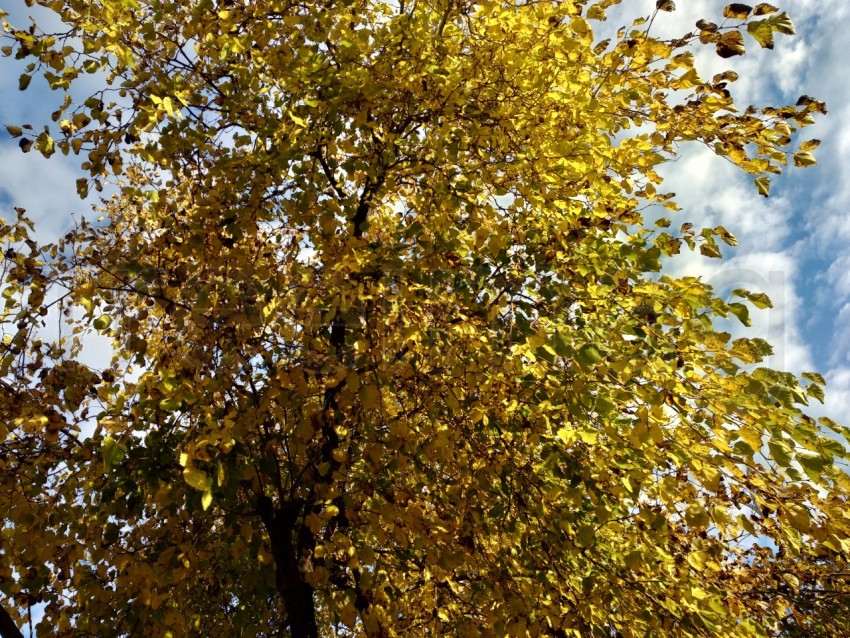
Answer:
[[0, 145, 89, 241], [658, 145, 793, 251], [822, 365, 850, 424]]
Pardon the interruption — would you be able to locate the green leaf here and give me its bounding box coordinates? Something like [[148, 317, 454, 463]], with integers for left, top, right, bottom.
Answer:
[[551, 331, 571, 357], [183, 467, 211, 492], [18, 73, 31, 91], [806, 383, 825, 404], [767, 438, 792, 467], [557, 426, 576, 444], [798, 453, 828, 474], [637, 246, 662, 271], [102, 436, 127, 473], [732, 289, 772, 309], [158, 397, 182, 412], [93, 314, 112, 330], [747, 19, 774, 49], [729, 302, 752, 326], [595, 394, 615, 415], [577, 343, 604, 366], [575, 525, 596, 548], [801, 372, 826, 386]]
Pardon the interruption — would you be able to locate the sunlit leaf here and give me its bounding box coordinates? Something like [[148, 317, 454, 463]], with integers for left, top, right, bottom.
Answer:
[[183, 467, 211, 492], [0, 1, 842, 635], [102, 436, 126, 473], [793, 151, 817, 167], [754, 176, 770, 197], [747, 19, 774, 49], [716, 31, 746, 57], [769, 11, 796, 35], [93, 314, 111, 330]]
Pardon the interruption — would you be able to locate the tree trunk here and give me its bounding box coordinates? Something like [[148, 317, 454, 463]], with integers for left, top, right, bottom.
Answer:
[[0, 604, 24, 638], [258, 498, 318, 638]]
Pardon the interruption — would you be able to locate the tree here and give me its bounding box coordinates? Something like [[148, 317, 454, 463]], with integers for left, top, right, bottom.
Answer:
[[1, 0, 848, 635]]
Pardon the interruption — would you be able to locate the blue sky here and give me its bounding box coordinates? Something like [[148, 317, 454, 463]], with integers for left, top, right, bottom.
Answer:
[[640, 0, 850, 427], [1, 0, 848, 419]]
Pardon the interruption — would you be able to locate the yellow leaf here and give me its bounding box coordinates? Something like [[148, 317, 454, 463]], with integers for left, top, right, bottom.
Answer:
[[723, 4, 753, 20], [288, 110, 308, 127], [183, 467, 211, 492], [575, 525, 596, 548], [716, 31, 746, 58], [747, 19, 774, 49], [359, 384, 381, 409], [345, 371, 360, 391], [445, 387, 461, 412], [753, 3, 778, 15], [793, 151, 816, 167], [687, 551, 708, 570], [754, 176, 770, 197]]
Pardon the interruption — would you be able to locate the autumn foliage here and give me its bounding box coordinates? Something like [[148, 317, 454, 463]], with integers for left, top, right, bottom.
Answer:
[[1, 0, 849, 636]]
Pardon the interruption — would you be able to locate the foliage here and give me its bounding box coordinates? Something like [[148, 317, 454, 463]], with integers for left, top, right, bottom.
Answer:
[[1, 0, 848, 636]]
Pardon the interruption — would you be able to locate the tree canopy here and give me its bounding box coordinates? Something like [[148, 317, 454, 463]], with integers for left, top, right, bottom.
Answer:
[[1, 0, 849, 636]]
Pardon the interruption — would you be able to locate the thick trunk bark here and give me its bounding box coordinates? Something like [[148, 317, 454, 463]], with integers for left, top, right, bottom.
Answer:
[[0, 603, 24, 638], [258, 498, 318, 638], [272, 544, 318, 638]]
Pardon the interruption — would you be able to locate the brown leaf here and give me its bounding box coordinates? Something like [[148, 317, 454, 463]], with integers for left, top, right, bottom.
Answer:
[[753, 3, 779, 15], [716, 31, 746, 58], [723, 3, 753, 20]]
